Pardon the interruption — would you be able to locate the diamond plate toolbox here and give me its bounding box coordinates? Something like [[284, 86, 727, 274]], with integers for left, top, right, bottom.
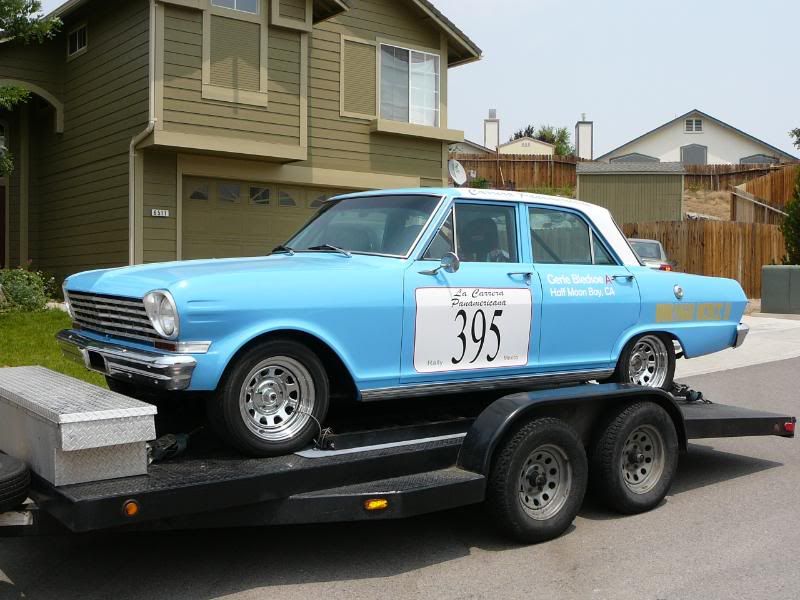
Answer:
[[0, 366, 157, 486]]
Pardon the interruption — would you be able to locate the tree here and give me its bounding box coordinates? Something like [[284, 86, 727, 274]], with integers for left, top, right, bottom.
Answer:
[[0, 0, 60, 175], [510, 124, 575, 156], [790, 128, 800, 150], [781, 169, 800, 265]]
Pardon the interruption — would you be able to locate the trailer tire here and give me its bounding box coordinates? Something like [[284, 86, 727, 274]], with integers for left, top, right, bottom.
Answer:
[[0, 454, 30, 513], [217, 340, 329, 457], [590, 402, 678, 514], [487, 417, 588, 544]]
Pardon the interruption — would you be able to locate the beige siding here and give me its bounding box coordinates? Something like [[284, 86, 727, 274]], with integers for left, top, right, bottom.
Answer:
[[301, 0, 445, 183], [578, 174, 683, 224], [162, 6, 301, 147], [209, 16, 261, 91], [143, 151, 178, 264], [23, 0, 150, 281], [279, 0, 307, 23], [341, 39, 376, 116]]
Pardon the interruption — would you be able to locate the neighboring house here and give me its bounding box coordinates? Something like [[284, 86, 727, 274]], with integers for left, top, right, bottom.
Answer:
[[448, 139, 493, 156], [576, 162, 685, 224], [0, 0, 480, 280], [498, 136, 554, 156], [597, 109, 797, 165]]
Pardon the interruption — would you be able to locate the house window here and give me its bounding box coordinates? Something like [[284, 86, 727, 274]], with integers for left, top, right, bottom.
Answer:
[[218, 182, 242, 203], [188, 182, 210, 201], [250, 186, 270, 206], [67, 25, 88, 58], [211, 0, 259, 14], [685, 118, 702, 133], [380, 44, 440, 127], [279, 190, 299, 207]]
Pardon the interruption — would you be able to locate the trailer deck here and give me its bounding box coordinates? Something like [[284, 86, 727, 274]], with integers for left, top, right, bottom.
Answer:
[[4, 386, 793, 538]]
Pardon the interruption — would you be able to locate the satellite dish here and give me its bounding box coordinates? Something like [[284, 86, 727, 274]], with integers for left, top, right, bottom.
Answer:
[[448, 159, 467, 186]]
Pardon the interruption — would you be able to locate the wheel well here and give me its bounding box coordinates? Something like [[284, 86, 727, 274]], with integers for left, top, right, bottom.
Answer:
[[615, 330, 680, 367], [221, 330, 357, 402]]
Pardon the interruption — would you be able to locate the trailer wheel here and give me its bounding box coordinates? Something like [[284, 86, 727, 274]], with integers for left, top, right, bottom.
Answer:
[[216, 340, 329, 457], [590, 402, 678, 514], [487, 417, 588, 544], [0, 454, 30, 513]]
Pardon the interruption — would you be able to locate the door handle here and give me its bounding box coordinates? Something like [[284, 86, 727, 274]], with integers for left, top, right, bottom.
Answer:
[[612, 274, 635, 281], [508, 271, 533, 284]]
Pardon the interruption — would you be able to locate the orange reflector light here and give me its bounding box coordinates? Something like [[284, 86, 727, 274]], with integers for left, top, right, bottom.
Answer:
[[364, 498, 389, 511], [122, 500, 140, 517], [659, 264, 672, 271]]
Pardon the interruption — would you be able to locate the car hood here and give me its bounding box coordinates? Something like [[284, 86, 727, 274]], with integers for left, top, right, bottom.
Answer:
[[65, 254, 402, 299]]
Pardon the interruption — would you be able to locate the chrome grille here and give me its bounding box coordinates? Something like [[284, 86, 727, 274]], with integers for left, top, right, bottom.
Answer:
[[66, 291, 160, 343]]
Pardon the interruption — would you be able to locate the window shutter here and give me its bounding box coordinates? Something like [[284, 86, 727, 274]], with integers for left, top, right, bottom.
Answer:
[[210, 15, 261, 91], [342, 40, 377, 117]]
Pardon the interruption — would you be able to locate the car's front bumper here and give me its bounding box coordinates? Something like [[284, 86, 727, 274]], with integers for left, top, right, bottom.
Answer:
[[733, 322, 749, 348], [57, 329, 196, 391]]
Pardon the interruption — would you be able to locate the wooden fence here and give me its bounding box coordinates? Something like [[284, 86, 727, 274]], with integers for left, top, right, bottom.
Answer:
[[683, 163, 790, 191], [450, 153, 795, 193], [622, 221, 785, 298], [731, 164, 799, 224], [450, 153, 579, 190]]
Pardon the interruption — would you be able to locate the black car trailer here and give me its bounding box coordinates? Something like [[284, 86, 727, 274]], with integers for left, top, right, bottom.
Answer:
[[0, 382, 795, 543]]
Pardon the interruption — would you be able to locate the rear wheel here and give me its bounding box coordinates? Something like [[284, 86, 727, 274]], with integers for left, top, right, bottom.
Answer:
[[590, 402, 679, 514], [215, 340, 329, 457], [487, 417, 588, 543], [613, 334, 675, 391]]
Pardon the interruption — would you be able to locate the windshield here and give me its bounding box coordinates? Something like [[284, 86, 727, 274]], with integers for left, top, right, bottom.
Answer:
[[286, 194, 442, 256], [630, 240, 662, 260]]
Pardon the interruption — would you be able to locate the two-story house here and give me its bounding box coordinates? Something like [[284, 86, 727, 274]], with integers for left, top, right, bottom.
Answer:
[[0, 0, 480, 280]]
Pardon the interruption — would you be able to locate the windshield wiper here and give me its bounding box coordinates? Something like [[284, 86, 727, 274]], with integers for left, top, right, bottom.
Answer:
[[308, 244, 352, 258], [271, 244, 295, 256]]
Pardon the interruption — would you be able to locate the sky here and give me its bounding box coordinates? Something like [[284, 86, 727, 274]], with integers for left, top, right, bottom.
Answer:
[[40, 0, 799, 157]]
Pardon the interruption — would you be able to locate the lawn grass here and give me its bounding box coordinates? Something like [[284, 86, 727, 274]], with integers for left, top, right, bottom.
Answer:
[[0, 309, 106, 387]]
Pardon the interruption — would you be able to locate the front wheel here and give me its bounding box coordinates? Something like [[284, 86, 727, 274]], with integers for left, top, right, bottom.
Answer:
[[215, 340, 329, 457], [613, 333, 675, 390], [486, 417, 588, 544]]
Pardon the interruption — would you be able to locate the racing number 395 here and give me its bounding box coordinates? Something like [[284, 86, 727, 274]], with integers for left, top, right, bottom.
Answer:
[[452, 309, 503, 364]]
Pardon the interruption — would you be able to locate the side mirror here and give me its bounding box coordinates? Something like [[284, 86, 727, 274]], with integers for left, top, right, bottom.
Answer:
[[419, 252, 460, 276]]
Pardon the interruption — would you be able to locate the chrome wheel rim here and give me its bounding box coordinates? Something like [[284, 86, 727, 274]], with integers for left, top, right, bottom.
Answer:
[[621, 425, 665, 494], [238, 356, 315, 442], [628, 335, 669, 388], [518, 444, 573, 520]]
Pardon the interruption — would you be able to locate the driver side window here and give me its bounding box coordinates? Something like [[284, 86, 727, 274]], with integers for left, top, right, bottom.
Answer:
[[423, 203, 519, 263]]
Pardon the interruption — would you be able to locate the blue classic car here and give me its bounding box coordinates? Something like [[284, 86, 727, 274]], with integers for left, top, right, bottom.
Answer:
[[59, 189, 749, 456]]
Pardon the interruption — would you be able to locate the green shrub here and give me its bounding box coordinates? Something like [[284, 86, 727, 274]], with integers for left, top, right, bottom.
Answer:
[[781, 170, 800, 265], [468, 176, 490, 189], [0, 268, 49, 311]]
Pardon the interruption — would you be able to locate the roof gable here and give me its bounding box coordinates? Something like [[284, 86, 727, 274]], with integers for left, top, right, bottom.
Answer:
[[597, 109, 798, 162], [499, 136, 555, 149]]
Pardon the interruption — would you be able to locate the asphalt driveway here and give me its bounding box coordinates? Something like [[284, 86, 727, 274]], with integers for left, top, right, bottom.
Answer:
[[1, 357, 798, 600]]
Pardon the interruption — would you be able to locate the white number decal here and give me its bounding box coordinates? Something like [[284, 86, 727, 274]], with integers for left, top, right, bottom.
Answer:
[[414, 287, 532, 373]]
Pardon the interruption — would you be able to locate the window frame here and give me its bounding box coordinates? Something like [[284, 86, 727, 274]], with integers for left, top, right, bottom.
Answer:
[[211, 0, 260, 15], [527, 205, 620, 267], [66, 23, 88, 61], [420, 200, 523, 264], [378, 41, 442, 128], [685, 118, 703, 133]]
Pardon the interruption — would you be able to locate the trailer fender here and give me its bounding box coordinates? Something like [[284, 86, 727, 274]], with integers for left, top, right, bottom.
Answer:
[[458, 383, 687, 476]]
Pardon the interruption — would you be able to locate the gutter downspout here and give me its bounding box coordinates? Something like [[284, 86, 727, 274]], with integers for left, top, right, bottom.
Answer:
[[129, 0, 158, 265]]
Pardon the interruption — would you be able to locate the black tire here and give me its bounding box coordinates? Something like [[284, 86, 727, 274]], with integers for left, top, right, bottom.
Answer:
[[215, 340, 329, 457], [487, 417, 588, 544], [613, 333, 676, 391], [0, 454, 31, 513], [590, 402, 679, 514], [106, 377, 194, 436]]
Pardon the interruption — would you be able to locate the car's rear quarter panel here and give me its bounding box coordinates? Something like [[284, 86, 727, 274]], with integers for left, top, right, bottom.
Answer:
[[616, 267, 747, 359]]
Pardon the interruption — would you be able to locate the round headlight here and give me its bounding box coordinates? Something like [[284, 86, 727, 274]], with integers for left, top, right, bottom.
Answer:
[[143, 290, 179, 339]]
